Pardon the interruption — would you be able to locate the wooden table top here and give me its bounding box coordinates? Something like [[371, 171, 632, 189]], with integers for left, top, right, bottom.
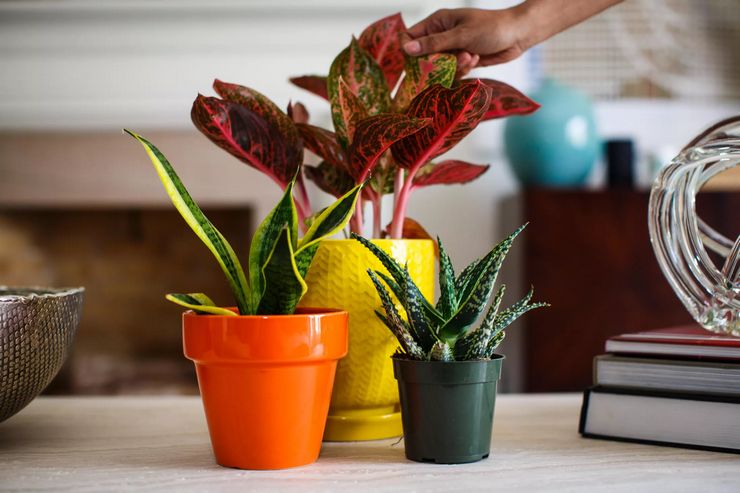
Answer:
[[1, 394, 737, 492]]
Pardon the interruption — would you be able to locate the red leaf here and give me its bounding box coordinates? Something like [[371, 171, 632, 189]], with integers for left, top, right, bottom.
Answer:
[[336, 77, 369, 146], [412, 160, 490, 188], [296, 123, 347, 170], [394, 53, 456, 111], [191, 95, 299, 187], [391, 81, 492, 172], [348, 114, 430, 182], [476, 78, 540, 120], [304, 161, 355, 198], [358, 13, 406, 90], [287, 101, 309, 124], [289, 75, 329, 100]]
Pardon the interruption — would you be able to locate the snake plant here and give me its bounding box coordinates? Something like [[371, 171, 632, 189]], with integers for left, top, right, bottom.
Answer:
[[125, 130, 362, 316], [353, 225, 548, 361]]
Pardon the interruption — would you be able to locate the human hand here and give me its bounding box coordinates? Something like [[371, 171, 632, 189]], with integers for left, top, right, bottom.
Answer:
[[402, 7, 530, 76]]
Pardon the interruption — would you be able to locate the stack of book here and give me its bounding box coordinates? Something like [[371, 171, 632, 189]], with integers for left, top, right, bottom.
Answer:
[[579, 325, 740, 453]]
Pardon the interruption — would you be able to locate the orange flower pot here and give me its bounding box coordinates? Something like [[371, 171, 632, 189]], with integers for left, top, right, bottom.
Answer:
[[183, 307, 348, 470]]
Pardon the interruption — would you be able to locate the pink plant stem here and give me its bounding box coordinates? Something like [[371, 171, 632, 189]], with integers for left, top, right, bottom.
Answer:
[[390, 179, 414, 239], [350, 199, 364, 235], [295, 173, 313, 217], [372, 193, 382, 238]]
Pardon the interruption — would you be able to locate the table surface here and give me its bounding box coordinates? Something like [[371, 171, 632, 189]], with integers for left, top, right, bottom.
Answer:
[[1, 394, 737, 492]]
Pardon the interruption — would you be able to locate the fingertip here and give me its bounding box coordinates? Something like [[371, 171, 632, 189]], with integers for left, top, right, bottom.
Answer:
[[403, 40, 422, 55]]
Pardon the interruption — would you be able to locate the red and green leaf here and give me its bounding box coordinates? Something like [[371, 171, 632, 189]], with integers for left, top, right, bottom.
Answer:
[[289, 75, 329, 100], [475, 78, 540, 120], [296, 123, 347, 170], [304, 161, 355, 198], [394, 53, 456, 111], [358, 12, 406, 90], [412, 160, 490, 188], [391, 81, 492, 172], [191, 94, 300, 187], [348, 114, 430, 182], [328, 37, 390, 126], [333, 77, 369, 148]]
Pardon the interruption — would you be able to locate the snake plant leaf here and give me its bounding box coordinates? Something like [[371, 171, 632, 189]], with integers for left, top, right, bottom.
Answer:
[[454, 285, 506, 360], [294, 243, 320, 279], [475, 78, 540, 120], [369, 272, 425, 359], [429, 341, 454, 362], [303, 161, 355, 198], [297, 181, 363, 252], [249, 178, 298, 311], [402, 272, 437, 352], [394, 53, 456, 111], [191, 95, 300, 187], [351, 233, 445, 326], [436, 238, 457, 319], [257, 226, 307, 315], [289, 75, 329, 100], [391, 81, 492, 172], [328, 37, 390, 147], [213, 80, 303, 162], [412, 160, 490, 188], [358, 12, 407, 90], [296, 123, 348, 170], [348, 114, 430, 182], [165, 293, 237, 317], [125, 130, 251, 315]]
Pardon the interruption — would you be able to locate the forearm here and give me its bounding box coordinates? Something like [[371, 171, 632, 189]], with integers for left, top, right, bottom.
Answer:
[[513, 0, 624, 50]]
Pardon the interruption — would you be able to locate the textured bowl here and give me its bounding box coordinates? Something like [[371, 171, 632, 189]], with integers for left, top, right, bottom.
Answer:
[[0, 286, 84, 422]]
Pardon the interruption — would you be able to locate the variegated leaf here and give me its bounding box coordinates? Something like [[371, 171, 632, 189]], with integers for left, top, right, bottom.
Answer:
[[165, 293, 237, 317], [358, 12, 407, 90], [191, 95, 300, 186], [369, 272, 425, 359], [296, 123, 348, 170], [304, 162, 355, 198], [348, 114, 430, 182], [331, 77, 369, 149], [436, 237, 457, 318], [328, 38, 390, 144], [297, 181, 363, 251], [485, 288, 549, 356], [394, 53, 456, 111], [257, 226, 307, 315], [294, 243, 320, 279], [289, 75, 329, 100], [412, 160, 490, 188], [125, 130, 251, 315], [454, 285, 506, 360], [402, 271, 437, 352], [391, 81, 492, 172], [429, 341, 454, 361], [476, 78, 540, 120]]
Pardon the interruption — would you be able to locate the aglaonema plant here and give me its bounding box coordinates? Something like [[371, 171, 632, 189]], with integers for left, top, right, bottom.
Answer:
[[124, 130, 362, 316], [292, 12, 540, 238], [352, 224, 548, 361]]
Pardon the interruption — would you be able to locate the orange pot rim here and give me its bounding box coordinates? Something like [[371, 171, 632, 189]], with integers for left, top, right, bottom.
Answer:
[[182, 306, 347, 319]]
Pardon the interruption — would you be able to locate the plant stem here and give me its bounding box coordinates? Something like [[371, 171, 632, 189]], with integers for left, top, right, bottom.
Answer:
[[390, 178, 414, 239], [350, 199, 364, 235], [372, 192, 382, 238], [294, 196, 309, 234]]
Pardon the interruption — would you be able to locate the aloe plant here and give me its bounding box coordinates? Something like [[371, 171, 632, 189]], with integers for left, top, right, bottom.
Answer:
[[125, 130, 362, 316], [353, 225, 548, 361]]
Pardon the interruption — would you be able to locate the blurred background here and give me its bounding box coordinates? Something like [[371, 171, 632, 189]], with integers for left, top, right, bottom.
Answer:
[[1, 0, 738, 394]]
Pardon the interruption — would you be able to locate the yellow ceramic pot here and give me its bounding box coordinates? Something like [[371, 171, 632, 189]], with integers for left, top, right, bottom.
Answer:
[[299, 239, 435, 441]]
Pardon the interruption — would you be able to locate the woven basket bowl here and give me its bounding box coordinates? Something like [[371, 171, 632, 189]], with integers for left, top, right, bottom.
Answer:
[[0, 286, 84, 422]]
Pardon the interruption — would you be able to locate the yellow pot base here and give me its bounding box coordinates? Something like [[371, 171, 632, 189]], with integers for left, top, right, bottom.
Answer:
[[323, 406, 403, 442]]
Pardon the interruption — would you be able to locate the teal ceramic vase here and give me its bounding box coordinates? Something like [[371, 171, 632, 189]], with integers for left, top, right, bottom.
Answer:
[[503, 78, 599, 187]]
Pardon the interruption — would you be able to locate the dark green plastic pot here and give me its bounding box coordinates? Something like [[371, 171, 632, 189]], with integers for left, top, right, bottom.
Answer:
[[392, 354, 504, 464]]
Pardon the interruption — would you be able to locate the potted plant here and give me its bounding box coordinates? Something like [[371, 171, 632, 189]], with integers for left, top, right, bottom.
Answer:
[[190, 12, 539, 440], [353, 226, 548, 464], [124, 130, 362, 470]]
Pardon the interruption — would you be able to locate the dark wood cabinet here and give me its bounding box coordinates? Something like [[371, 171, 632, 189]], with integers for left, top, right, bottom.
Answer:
[[521, 189, 739, 392]]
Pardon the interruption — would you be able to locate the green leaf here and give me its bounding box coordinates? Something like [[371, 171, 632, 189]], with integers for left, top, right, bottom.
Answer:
[[297, 181, 363, 252], [401, 270, 437, 352], [368, 271, 425, 359], [294, 243, 320, 279], [165, 293, 238, 316], [249, 178, 298, 311], [394, 53, 456, 111], [429, 341, 454, 361], [257, 226, 307, 315], [436, 237, 457, 318], [454, 285, 506, 360], [351, 233, 445, 326], [125, 130, 251, 315], [485, 288, 549, 357]]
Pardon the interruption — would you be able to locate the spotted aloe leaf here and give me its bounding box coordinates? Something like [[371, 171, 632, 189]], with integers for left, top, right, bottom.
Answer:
[[436, 238, 457, 319], [328, 38, 390, 139], [165, 293, 237, 317], [394, 53, 456, 111], [125, 130, 251, 315], [486, 288, 548, 355], [358, 12, 406, 90], [296, 123, 347, 170], [412, 160, 490, 188], [454, 285, 506, 360], [475, 78, 540, 120], [191, 95, 300, 187], [368, 271, 425, 359], [348, 114, 430, 182], [304, 162, 354, 198], [289, 75, 329, 100], [392, 81, 492, 172], [257, 226, 306, 315], [402, 272, 437, 353]]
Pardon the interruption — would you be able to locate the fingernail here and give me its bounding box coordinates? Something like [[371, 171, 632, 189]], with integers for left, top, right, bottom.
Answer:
[[403, 40, 421, 54]]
